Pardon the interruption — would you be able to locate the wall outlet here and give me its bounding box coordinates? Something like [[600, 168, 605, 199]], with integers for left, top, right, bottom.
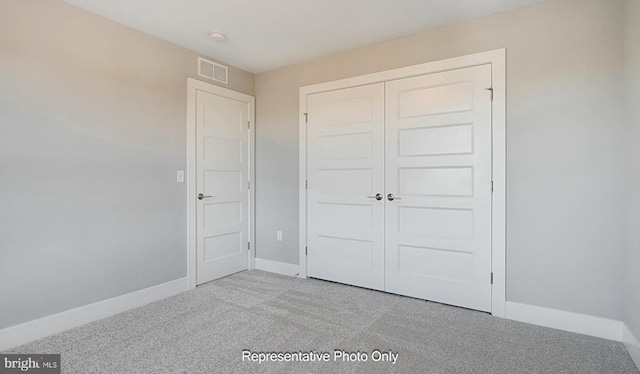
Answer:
[[177, 170, 185, 183], [276, 231, 283, 241]]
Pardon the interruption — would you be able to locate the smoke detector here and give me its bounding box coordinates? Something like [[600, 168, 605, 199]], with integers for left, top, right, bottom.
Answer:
[[209, 32, 227, 42]]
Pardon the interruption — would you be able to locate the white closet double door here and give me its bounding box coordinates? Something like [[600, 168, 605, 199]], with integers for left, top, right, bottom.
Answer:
[[306, 65, 493, 312]]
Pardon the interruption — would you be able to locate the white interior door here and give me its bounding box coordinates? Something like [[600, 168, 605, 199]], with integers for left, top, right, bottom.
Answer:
[[196, 89, 250, 285], [384, 65, 493, 311], [306, 83, 385, 290]]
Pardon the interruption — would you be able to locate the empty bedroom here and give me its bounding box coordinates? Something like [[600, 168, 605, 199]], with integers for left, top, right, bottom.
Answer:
[[1, 0, 640, 372]]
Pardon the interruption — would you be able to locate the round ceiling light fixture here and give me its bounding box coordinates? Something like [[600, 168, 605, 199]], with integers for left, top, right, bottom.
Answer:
[[209, 31, 227, 42]]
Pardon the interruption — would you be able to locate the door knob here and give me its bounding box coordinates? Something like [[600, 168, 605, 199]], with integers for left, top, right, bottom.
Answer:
[[197, 193, 214, 200], [387, 193, 401, 201], [367, 193, 383, 201]]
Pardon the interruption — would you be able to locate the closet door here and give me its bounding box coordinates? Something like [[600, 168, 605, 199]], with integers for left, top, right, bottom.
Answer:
[[306, 83, 385, 290], [384, 65, 493, 312]]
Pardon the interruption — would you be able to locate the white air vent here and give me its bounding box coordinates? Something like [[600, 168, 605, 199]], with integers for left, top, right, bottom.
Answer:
[[198, 57, 228, 84]]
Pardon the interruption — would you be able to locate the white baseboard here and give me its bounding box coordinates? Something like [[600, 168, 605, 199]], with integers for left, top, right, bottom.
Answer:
[[505, 302, 623, 341], [0, 277, 188, 351], [254, 258, 301, 277], [623, 324, 640, 371]]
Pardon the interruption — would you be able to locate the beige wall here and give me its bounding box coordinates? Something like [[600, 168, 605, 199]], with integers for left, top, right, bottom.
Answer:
[[625, 0, 640, 340], [0, 0, 253, 329], [255, 0, 628, 319]]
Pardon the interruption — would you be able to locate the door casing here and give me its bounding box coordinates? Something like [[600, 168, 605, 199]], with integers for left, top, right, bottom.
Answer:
[[187, 78, 256, 289], [299, 49, 507, 317]]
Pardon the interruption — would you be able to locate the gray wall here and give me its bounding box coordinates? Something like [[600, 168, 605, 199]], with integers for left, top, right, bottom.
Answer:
[[1, 0, 635, 332], [625, 0, 640, 339], [255, 0, 628, 320], [0, 0, 253, 329]]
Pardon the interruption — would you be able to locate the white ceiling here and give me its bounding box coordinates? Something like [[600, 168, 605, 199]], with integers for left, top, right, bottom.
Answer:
[[62, 0, 547, 73]]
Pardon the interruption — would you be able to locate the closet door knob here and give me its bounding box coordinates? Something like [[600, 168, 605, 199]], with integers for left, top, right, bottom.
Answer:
[[366, 193, 383, 201], [387, 193, 401, 201], [197, 193, 214, 200]]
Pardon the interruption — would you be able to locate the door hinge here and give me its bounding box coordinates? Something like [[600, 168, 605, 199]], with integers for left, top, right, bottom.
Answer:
[[303, 113, 308, 123], [248, 181, 251, 190], [491, 272, 494, 284], [485, 87, 494, 101], [248, 242, 251, 250], [248, 120, 250, 129], [491, 181, 494, 193], [305, 246, 308, 255], [305, 180, 308, 190]]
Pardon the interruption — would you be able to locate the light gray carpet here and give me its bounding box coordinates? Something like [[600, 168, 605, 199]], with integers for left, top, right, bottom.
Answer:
[[5, 270, 638, 373]]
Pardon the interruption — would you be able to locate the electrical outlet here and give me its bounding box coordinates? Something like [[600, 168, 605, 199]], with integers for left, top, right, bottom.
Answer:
[[277, 231, 283, 241]]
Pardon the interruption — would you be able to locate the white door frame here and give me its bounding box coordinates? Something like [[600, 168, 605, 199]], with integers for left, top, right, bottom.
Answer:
[[298, 49, 507, 317], [187, 78, 256, 290]]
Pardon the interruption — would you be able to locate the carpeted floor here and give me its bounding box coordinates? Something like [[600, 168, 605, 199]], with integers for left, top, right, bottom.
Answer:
[[5, 270, 639, 373]]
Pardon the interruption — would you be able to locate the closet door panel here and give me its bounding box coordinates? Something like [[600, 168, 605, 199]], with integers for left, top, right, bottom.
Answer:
[[384, 65, 493, 312], [306, 83, 385, 290]]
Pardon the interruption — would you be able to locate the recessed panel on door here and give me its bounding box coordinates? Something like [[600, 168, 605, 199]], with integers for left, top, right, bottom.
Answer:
[[315, 203, 373, 233], [203, 171, 242, 195], [398, 123, 474, 156], [204, 202, 242, 227], [202, 93, 245, 132], [398, 207, 474, 240], [397, 245, 474, 283], [204, 136, 242, 163], [315, 169, 372, 196], [397, 82, 474, 118], [316, 96, 374, 125], [204, 232, 243, 262], [316, 133, 373, 160], [398, 167, 474, 197], [315, 236, 374, 267]]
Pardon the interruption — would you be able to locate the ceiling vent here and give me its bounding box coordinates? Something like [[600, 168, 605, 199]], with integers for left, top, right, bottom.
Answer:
[[198, 57, 228, 84]]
